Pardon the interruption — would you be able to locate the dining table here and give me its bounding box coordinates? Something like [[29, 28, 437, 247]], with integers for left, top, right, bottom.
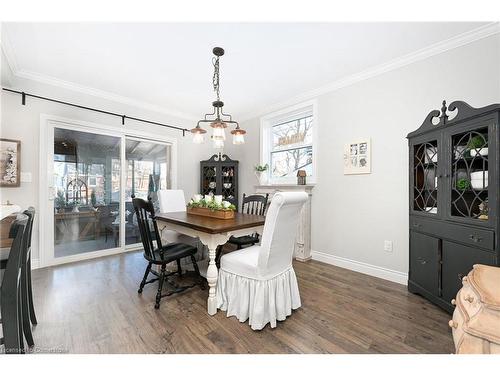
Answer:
[[155, 211, 266, 315], [0, 204, 21, 257]]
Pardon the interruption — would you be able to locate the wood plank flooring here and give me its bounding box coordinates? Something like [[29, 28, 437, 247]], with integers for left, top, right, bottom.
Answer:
[[28, 251, 454, 353]]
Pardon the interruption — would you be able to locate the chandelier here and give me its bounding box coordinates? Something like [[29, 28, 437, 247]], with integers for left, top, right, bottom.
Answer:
[[190, 47, 245, 148]]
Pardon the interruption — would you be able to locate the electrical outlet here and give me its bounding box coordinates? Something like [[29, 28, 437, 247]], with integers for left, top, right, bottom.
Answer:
[[384, 240, 393, 252]]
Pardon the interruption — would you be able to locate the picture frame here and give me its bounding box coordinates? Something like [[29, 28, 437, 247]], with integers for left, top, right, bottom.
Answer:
[[0, 138, 21, 187], [343, 138, 371, 175]]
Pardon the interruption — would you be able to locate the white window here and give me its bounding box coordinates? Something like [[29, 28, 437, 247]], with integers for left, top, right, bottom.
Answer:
[[260, 100, 317, 184]]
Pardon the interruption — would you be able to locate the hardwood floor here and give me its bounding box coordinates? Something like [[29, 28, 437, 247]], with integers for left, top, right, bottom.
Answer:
[[28, 251, 454, 353]]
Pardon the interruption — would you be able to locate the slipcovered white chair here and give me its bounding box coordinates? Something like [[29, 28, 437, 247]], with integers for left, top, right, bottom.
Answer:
[[216, 191, 307, 330], [157, 189, 204, 264]]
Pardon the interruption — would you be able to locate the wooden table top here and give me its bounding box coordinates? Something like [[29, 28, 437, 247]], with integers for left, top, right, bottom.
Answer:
[[155, 211, 265, 234]]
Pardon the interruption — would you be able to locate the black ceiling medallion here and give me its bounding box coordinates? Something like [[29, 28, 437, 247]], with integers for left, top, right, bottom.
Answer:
[[191, 47, 245, 148]]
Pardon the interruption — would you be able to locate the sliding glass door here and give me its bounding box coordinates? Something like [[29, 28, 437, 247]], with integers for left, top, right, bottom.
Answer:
[[43, 121, 173, 266], [125, 138, 171, 246], [53, 128, 121, 258]]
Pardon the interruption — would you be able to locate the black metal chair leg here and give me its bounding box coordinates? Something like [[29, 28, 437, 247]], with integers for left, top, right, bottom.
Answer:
[[18, 288, 25, 353], [27, 255, 37, 325], [138, 262, 152, 293], [190, 255, 204, 290], [176, 259, 183, 277], [215, 245, 223, 268], [154, 267, 166, 309]]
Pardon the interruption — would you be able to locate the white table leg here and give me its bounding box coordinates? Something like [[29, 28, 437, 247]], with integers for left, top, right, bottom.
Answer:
[[197, 233, 229, 315], [206, 243, 218, 315]]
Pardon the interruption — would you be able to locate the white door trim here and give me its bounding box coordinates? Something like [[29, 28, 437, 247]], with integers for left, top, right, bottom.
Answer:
[[38, 114, 178, 268]]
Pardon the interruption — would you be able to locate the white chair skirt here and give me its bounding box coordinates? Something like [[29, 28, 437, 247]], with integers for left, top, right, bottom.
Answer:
[[216, 267, 301, 330]]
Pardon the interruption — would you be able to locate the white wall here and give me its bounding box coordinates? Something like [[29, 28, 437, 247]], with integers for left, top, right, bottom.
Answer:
[[0, 50, 215, 263], [228, 34, 500, 278]]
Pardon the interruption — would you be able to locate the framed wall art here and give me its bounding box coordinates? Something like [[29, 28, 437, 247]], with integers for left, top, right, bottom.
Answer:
[[0, 138, 21, 187], [343, 138, 371, 175]]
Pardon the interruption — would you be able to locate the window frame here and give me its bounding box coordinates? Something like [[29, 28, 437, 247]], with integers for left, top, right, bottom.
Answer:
[[260, 100, 318, 184]]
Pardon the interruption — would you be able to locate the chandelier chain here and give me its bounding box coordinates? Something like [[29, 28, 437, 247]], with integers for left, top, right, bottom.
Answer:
[[212, 56, 220, 101]]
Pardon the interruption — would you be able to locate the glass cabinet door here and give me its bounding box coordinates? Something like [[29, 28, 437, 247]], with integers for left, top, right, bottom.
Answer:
[[447, 123, 493, 223], [202, 165, 217, 196], [412, 138, 440, 216]]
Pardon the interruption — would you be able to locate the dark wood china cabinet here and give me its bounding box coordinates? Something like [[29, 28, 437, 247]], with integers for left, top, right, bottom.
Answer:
[[200, 153, 239, 209], [407, 100, 499, 313]]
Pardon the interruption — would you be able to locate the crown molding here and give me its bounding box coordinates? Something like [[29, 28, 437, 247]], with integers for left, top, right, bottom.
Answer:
[[239, 22, 500, 122], [12, 68, 199, 121], [0, 26, 19, 73], [0, 27, 199, 122]]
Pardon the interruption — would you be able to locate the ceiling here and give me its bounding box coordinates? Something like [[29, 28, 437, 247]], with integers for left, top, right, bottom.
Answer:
[[2, 22, 490, 120]]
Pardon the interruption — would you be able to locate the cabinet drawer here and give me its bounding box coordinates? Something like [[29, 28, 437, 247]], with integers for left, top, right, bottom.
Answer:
[[411, 218, 495, 251]]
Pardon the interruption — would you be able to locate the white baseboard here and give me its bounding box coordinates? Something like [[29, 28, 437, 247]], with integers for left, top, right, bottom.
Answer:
[[311, 251, 408, 285]]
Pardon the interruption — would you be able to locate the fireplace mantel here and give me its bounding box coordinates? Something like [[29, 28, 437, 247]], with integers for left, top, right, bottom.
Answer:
[[255, 184, 314, 261]]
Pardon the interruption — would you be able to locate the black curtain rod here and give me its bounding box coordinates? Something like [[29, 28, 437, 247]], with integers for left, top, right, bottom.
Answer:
[[2, 87, 190, 136]]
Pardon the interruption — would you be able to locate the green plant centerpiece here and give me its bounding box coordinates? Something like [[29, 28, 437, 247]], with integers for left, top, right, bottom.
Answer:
[[188, 195, 236, 212], [456, 178, 471, 191]]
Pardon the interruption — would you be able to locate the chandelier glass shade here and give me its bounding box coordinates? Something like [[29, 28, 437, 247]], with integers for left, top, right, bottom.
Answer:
[[231, 126, 246, 145], [190, 124, 207, 144], [191, 47, 245, 148]]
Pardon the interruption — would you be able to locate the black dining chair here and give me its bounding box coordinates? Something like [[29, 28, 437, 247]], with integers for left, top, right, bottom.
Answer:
[[20, 208, 36, 347], [215, 193, 269, 265], [0, 214, 29, 354], [132, 196, 203, 309]]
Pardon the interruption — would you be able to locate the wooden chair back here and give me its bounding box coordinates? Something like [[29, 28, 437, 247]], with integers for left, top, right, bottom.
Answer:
[[241, 193, 269, 216], [0, 214, 29, 353], [132, 196, 163, 262]]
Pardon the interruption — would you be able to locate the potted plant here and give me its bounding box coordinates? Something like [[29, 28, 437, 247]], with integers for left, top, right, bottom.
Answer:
[[90, 190, 97, 208], [467, 135, 488, 157], [255, 164, 269, 185], [55, 190, 66, 213], [456, 178, 471, 191]]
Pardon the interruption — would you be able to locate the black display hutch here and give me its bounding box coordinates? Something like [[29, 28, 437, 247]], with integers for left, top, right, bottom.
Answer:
[[200, 153, 239, 209], [407, 100, 499, 313]]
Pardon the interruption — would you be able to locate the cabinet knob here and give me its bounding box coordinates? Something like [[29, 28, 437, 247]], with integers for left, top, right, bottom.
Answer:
[[416, 257, 427, 265], [412, 223, 421, 228], [451, 299, 456, 306], [449, 320, 458, 329], [468, 234, 482, 243]]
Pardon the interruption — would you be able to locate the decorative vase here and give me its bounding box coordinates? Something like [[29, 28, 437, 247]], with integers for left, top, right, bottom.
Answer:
[[72, 205, 80, 213], [256, 171, 268, 186]]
